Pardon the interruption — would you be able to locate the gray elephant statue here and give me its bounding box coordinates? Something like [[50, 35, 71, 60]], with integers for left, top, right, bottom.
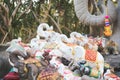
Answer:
[[0, 45, 12, 79], [74, 0, 120, 52]]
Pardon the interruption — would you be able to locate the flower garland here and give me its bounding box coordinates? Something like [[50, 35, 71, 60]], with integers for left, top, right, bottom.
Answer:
[[103, 15, 112, 37]]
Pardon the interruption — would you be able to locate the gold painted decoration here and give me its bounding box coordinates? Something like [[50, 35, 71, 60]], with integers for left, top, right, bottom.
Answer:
[[19, 57, 41, 67]]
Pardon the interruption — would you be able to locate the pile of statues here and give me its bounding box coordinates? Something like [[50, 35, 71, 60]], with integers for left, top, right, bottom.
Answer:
[[4, 23, 120, 80]]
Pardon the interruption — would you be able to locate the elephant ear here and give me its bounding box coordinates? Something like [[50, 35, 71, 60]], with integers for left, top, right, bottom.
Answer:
[[74, 0, 117, 27]]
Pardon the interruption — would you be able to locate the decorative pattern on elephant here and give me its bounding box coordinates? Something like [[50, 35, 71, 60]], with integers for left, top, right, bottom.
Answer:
[[37, 66, 63, 80], [85, 50, 97, 62]]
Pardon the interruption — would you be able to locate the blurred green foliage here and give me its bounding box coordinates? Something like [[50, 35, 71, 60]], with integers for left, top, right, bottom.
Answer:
[[0, 0, 90, 43]]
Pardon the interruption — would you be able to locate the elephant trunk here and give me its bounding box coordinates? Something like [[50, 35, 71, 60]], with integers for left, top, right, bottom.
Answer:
[[9, 50, 28, 67], [74, 0, 117, 27]]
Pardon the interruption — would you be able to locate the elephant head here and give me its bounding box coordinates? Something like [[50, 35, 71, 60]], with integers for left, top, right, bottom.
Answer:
[[9, 50, 28, 67], [37, 23, 54, 40], [74, 0, 120, 51], [14, 62, 39, 80]]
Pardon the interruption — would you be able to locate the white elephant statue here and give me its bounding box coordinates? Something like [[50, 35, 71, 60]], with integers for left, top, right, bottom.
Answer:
[[55, 36, 104, 78], [37, 23, 54, 40], [49, 50, 81, 80]]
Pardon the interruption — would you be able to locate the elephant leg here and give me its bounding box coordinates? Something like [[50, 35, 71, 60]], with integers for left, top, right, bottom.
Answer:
[[68, 59, 74, 69], [16, 62, 28, 79]]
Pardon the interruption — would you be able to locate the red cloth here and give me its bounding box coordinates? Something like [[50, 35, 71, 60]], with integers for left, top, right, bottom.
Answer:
[[3, 72, 20, 80]]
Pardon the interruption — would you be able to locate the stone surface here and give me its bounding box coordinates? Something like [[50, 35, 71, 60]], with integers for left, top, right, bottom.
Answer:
[[104, 54, 120, 76], [104, 54, 120, 68]]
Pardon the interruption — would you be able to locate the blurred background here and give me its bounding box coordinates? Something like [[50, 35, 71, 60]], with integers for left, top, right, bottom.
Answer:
[[0, 0, 117, 43]]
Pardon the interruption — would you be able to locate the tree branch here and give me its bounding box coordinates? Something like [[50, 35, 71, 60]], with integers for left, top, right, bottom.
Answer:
[[62, 26, 72, 33], [47, 14, 62, 34], [1, 32, 9, 44], [0, 3, 9, 26], [0, 13, 8, 26], [31, 10, 40, 23], [0, 25, 5, 35], [0, 3, 9, 15], [9, 1, 22, 26], [17, 0, 33, 20]]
